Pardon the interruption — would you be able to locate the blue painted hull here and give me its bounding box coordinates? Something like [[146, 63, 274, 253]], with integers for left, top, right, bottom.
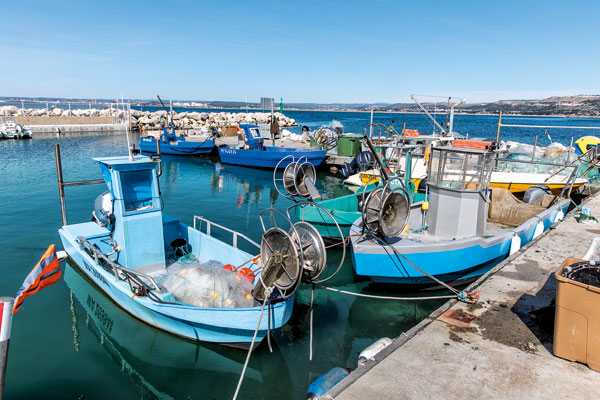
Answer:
[[218, 146, 326, 168], [59, 221, 294, 347], [350, 201, 569, 285], [139, 136, 215, 156]]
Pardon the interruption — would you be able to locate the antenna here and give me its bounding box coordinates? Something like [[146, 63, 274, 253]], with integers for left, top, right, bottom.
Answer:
[[156, 95, 175, 129], [121, 94, 133, 161]]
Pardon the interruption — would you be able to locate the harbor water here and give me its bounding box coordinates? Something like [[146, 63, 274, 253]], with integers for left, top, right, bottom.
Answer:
[[1, 112, 599, 399]]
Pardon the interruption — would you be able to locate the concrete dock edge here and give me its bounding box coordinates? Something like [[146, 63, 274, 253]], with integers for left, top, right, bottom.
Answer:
[[326, 191, 600, 399]]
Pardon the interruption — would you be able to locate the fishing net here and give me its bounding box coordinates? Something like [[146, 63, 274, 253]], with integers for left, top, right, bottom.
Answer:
[[161, 258, 256, 308], [488, 188, 557, 227]]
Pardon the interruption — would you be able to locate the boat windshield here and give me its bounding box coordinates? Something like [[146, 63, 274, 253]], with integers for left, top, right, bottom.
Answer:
[[119, 169, 157, 211], [429, 147, 493, 192]]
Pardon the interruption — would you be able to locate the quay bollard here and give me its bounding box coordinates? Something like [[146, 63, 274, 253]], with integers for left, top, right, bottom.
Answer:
[[0, 297, 14, 400]]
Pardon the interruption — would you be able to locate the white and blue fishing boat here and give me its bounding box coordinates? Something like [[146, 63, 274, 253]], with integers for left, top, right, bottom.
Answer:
[[56, 147, 307, 348], [0, 120, 32, 139], [218, 124, 326, 168], [350, 145, 572, 285], [139, 126, 215, 156]]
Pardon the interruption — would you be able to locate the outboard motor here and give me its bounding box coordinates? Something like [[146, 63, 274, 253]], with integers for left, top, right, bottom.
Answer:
[[339, 151, 376, 179], [523, 184, 553, 203], [92, 191, 114, 229]]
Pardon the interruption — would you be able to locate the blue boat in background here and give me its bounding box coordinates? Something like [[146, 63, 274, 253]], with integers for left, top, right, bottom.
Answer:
[[218, 124, 326, 168], [139, 126, 215, 156], [57, 152, 296, 348]]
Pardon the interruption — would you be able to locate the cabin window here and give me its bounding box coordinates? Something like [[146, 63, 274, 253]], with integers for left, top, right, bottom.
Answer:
[[119, 170, 156, 211], [248, 127, 261, 139], [429, 148, 492, 192]]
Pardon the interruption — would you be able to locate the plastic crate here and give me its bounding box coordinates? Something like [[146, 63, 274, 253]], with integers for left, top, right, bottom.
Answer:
[[337, 135, 362, 157], [553, 257, 600, 372]]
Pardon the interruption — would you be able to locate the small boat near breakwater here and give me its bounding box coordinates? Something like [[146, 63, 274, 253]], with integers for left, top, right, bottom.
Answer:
[[0, 120, 32, 139]]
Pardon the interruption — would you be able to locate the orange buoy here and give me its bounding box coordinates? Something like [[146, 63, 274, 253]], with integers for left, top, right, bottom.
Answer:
[[237, 267, 254, 283], [223, 264, 236, 272]]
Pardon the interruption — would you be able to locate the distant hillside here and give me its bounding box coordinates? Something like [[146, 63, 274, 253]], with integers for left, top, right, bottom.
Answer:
[[2, 95, 599, 116], [377, 95, 600, 117]]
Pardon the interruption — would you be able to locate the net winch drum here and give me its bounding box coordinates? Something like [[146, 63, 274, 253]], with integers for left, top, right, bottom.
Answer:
[[274, 156, 319, 201], [92, 191, 114, 228], [361, 177, 411, 237], [290, 221, 327, 282], [286, 202, 347, 284], [253, 208, 304, 302]]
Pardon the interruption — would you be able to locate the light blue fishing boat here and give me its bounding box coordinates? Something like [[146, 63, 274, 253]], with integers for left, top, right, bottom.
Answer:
[[350, 145, 572, 285], [63, 263, 292, 399], [57, 150, 300, 348]]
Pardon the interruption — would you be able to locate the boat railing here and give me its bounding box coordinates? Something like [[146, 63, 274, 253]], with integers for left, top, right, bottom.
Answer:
[[55, 144, 106, 226], [193, 216, 260, 251], [76, 236, 162, 292]]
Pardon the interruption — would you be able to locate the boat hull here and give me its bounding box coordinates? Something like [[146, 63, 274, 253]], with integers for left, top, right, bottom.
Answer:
[[218, 146, 326, 168], [59, 225, 294, 347], [350, 200, 569, 284], [139, 136, 215, 156]]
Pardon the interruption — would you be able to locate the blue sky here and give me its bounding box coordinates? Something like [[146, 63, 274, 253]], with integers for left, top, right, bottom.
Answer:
[[1, 0, 599, 103]]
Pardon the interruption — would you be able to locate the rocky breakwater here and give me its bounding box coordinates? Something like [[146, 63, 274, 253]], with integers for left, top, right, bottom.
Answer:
[[0, 105, 297, 133], [134, 110, 297, 133]]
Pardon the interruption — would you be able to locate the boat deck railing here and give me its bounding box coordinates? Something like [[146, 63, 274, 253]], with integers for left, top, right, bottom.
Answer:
[[193, 216, 260, 251]]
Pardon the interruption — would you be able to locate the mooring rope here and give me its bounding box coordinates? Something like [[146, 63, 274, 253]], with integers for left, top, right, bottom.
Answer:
[[315, 284, 455, 301], [232, 287, 273, 400], [349, 232, 479, 303], [309, 284, 314, 361]]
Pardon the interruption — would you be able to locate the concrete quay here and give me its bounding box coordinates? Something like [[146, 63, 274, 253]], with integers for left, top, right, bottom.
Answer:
[[30, 124, 127, 137], [327, 193, 600, 399]]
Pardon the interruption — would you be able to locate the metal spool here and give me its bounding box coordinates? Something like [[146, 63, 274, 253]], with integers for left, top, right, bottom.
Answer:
[[290, 221, 326, 282], [379, 187, 410, 237], [282, 162, 300, 196], [253, 227, 301, 302], [254, 208, 305, 302], [362, 187, 385, 235], [286, 202, 347, 284], [274, 156, 318, 201], [292, 161, 317, 199], [361, 178, 410, 237]]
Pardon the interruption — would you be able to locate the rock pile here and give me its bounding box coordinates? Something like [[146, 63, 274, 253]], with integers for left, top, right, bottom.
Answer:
[[0, 106, 297, 132]]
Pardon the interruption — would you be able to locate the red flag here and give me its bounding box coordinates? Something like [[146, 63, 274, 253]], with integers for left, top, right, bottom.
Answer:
[[13, 245, 62, 314]]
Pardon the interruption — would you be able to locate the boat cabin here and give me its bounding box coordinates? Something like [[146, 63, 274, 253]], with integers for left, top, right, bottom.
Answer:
[[238, 124, 264, 150], [426, 146, 494, 239], [95, 156, 167, 273], [161, 126, 178, 144]]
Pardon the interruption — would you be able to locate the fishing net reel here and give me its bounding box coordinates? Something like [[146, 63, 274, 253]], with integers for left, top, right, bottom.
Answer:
[[286, 202, 346, 284], [253, 204, 347, 302], [252, 209, 304, 302], [312, 127, 339, 147], [273, 156, 320, 201], [361, 177, 411, 238]]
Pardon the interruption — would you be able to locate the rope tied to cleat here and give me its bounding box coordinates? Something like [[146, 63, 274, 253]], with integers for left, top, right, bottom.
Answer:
[[364, 233, 482, 304]]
